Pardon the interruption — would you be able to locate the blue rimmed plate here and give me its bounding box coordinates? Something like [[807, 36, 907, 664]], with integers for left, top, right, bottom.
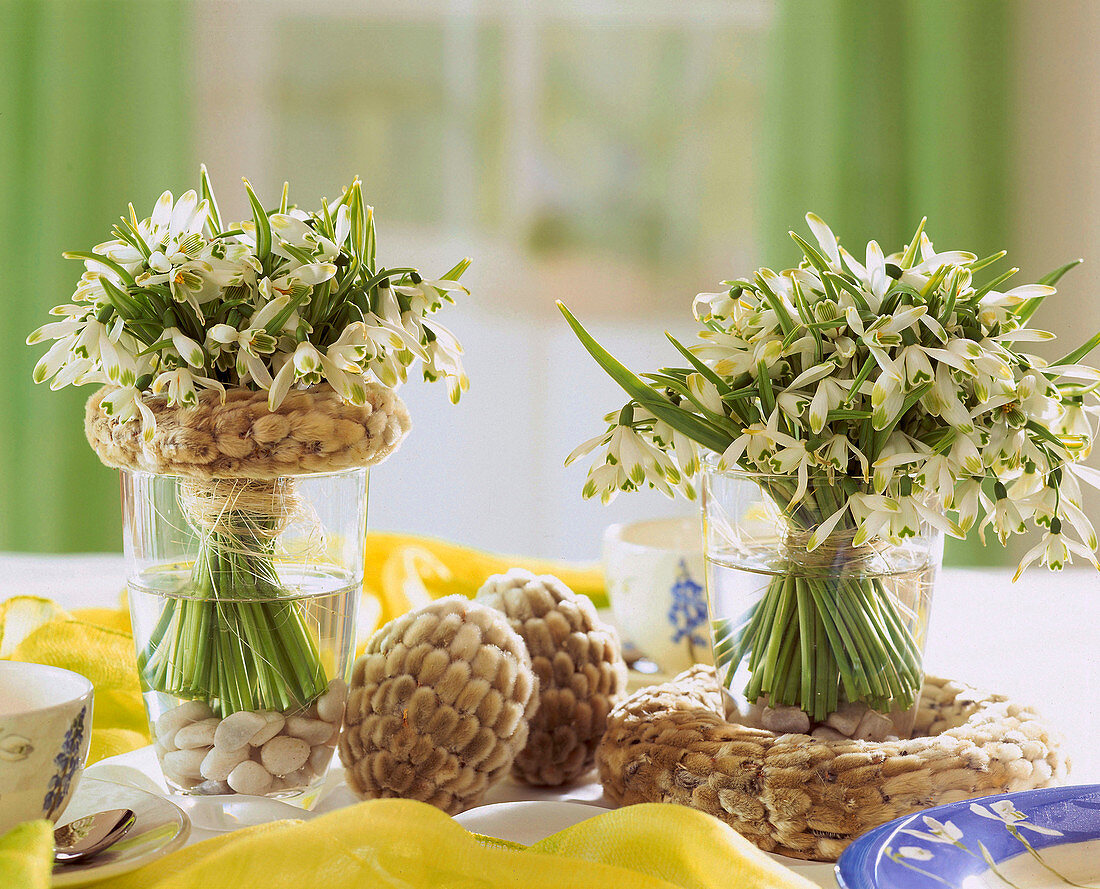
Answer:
[[837, 784, 1100, 889]]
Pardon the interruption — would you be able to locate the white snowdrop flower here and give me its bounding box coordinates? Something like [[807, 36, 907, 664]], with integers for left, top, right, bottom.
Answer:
[[31, 335, 81, 385], [1055, 401, 1095, 456], [896, 846, 934, 861], [807, 377, 849, 435], [1011, 518, 1098, 580], [293, 340, 324, 376], [687, 373, 725, 415], [901, 816, 965, 846], [421, 320, 468, 404], [978, 485, 1028, 545], [719, 411, 798, 471], [100, 386, 157, 441], [393, 272, 468, 315], [582, 460, 630, 504], [693, 330, 757, 378], [969, 801, 1063, 835], [817, 434, 868, 478], [49, 356, 96, 390], [163, 327, 205, 368], [693, 288, 739, 323], [871, 365, 906, 432], [152, 367, 199, 406], [565, 428, 615, 467], [840, 240, 889, 309], [804, 212, 841, 268], [952, 478, 983, 533], [848, 493, 903, 546]]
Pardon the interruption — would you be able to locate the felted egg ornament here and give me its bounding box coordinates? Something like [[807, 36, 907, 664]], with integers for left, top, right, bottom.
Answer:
[[339, 596, 538, 814], [476, 568, 628, 786]]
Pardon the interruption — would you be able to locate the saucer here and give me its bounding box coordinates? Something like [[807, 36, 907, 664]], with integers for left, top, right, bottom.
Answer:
[[52, 777, 190, 886]]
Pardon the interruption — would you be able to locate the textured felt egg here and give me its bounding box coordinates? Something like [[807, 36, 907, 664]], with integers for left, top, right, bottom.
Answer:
[[339, 596, 538, 815], [476, 569, 628, 786]]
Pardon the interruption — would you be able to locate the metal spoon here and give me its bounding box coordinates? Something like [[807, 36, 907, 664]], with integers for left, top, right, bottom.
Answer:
[[54, 808, 136, 865]]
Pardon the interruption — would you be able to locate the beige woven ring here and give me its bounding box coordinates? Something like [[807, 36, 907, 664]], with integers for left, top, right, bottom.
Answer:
[[85, 382, 411, 478], [597, 665, 1068, 861]]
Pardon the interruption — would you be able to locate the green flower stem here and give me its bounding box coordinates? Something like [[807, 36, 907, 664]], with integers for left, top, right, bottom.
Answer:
[[714, 561, 924, 723], [138, 530, 329, 717]]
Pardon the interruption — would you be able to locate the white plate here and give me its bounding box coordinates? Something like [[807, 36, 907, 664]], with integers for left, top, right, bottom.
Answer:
[[456, 800, 837, 887], [52, 777, 190, 886], [455, 800, 612, 846]]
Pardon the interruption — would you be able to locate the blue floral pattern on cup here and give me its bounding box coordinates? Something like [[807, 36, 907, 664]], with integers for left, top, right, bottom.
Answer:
[[668, 559, 708, 659], [43, 705, 86, 819]]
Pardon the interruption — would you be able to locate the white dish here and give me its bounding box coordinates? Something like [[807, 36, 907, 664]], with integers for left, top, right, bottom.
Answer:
[[52, 777, 190, 886], [455, 800, 612, 845], [456, 800, 837, 887]]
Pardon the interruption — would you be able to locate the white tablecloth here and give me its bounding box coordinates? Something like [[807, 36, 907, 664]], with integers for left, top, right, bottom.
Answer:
[[3, 554, 1098, 887]]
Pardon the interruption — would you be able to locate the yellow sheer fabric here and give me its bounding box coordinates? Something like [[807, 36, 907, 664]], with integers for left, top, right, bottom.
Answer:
[[4, 802, 813, 889]]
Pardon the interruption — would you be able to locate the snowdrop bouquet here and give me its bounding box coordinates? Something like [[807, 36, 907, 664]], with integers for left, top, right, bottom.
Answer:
[[28, 165, 470, 432], [27, 169, 472, 722], [561, 215, 1099, 724]]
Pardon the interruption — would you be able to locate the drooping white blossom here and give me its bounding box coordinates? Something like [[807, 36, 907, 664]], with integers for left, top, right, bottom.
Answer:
[[564, 214, 1100, 579], [28, 170, 471, 419]]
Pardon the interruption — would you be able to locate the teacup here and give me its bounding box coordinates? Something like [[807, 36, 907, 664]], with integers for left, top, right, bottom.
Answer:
[[602, 516, 711, 676], [0, 662, 94, 833]]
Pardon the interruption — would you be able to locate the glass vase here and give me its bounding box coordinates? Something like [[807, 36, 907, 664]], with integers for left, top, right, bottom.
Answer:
[[702, 461, 942, 740], [121, 468, 365, 806]]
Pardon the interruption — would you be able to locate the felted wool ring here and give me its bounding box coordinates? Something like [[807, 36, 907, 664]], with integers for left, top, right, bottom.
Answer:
[[598, 665, 1067, 862], [85, 382, 411, 478], [477, 569, 628, 786], [339, 596, 538, 815]]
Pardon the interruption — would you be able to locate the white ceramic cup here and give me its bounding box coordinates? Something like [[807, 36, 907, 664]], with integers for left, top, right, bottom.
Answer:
[[0, 662, 94, 833], [602, 516, 710, 676]]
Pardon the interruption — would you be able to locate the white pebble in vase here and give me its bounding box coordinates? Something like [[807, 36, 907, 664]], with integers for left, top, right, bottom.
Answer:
[[284, 716, 334, 746], [261, 735, 310, 776], [227, 760, 274, 795], [214, 711, 267, 751], [155, 700, 213, 742], [201, 745, 251, 782], [174, 719, 218, 750], [248, 711, 285, 747], [316, 678, 348, 725]]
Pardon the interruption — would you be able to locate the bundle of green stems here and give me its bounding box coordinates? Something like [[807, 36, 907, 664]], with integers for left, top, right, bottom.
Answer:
[[137, 484, 328, 716], [711, 479, 924, 723]]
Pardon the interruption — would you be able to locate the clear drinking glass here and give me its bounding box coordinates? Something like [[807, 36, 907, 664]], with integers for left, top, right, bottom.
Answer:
[[702, 460, 942, 739], [121, 469, 365, 805]]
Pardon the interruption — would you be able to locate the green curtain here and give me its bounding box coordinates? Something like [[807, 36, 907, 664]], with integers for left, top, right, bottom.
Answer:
[[762, 0, 1013, 264], [0, 0, 193, 552], [761, 0, 1016, 566]]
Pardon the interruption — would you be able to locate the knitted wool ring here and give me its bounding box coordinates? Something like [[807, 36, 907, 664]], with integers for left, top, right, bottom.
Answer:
[[339, 596, 539, 815], [84, 382, 411, 478], [598, 665, 1067, 862], [476, 569, 628, 786]]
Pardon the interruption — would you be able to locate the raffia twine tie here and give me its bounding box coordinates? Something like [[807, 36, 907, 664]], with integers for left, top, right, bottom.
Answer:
[[178, 477, 299, 542], [780, 527, 902, 576]]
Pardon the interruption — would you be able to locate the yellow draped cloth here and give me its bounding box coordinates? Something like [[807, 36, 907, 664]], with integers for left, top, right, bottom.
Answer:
[[3, 801, 813, 889], [0, 534, 811, 889]]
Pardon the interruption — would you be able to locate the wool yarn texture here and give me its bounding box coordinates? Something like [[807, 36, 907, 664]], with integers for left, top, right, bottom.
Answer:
[[85, 382, 411, 478], [598, 665, 1066, 861], [339, 596, 538, 815], [476, 569, 628, 786]]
